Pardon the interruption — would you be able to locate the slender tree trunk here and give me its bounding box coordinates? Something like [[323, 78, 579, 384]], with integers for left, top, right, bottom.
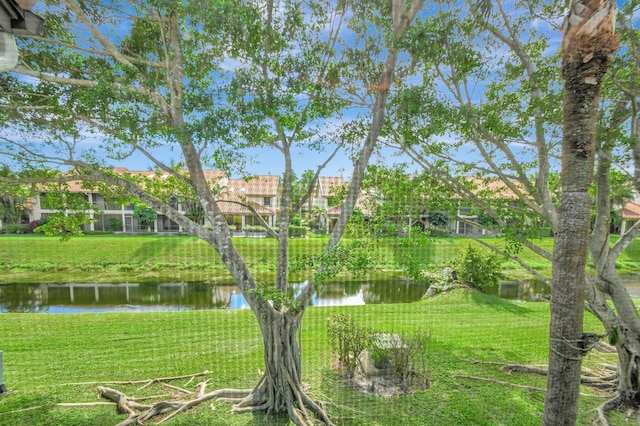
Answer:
[[543, 2, 619, 425]]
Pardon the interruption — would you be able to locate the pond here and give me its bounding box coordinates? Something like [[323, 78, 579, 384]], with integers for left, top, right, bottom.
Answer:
[[0, 280, 430, 313], [2, 279, 638, 313]]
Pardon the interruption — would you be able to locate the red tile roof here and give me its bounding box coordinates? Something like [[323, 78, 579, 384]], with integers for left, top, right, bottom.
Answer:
[[224, 176, 280, 197], [216, 194, 278, 215], [318, 177, 345, 197], [462, 177, 523, 200], [621, 202, 640, 220], [215, 176, 280, 216], [55, 168, 227, 193]]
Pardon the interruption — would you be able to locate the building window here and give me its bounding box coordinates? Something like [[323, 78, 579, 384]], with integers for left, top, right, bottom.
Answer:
[[263, 197, 271, 206]]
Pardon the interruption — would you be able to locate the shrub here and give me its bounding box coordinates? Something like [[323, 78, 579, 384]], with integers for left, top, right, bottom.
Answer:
[[291, 214, 304, 226], [425, 228, 450, 237], [243, 225, 266, 233], [327, 314, 374, 378], [454, 244, 505, 291], [394, 328, 431, 391], [327, 314, 431, 390], [4, 224, 30, 234], [133, 205, 157, 230], [106, 217, 123, 231], [289, 225, 306, 238]]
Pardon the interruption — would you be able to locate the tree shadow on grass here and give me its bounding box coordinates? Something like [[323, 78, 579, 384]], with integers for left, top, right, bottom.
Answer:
[[468, 289, 535, 315], [445, 287, 534, 315], [131, 236, 190, 261]]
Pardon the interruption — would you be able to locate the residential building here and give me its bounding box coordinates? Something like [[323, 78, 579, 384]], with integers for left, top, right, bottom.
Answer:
[[29, 168, 279, 234], [313, 177, 346, 211], [620, 201, 640, 235], [217, 175, 281, 231]]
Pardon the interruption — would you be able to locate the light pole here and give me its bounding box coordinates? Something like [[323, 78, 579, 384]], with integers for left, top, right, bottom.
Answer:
[[0, 350, 6, 394], [0, 0, 44, 71]]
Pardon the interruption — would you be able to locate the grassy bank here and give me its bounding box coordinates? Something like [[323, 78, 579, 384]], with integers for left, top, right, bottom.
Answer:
[[0, 289, 617, 425], [2, 233, 640, 284], [0, 234, 560, 283]]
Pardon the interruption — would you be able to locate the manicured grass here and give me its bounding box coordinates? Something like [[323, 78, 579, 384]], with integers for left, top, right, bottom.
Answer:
[[2, 234, 640, 284], [0, 289, 618, 425], [0, 234, 558, 283]]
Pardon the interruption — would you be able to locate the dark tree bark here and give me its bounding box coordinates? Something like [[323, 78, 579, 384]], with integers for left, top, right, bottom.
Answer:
[[543, 2, 619, 425]]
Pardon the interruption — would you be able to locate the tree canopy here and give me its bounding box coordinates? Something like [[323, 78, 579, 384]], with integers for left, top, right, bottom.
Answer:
[[0, 0, 426, 424]]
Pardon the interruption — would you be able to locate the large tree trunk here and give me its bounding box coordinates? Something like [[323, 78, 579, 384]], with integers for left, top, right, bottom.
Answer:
[[224, 304, 332, 426], [588, 275, 640, 410], [543, 1, 619, 425], [587, 126, 640, 421]]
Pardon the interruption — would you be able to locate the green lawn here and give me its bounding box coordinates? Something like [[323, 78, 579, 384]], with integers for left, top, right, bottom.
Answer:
[[3, 233, 639, 284], [0, 289, 618, 425], [0, 234, 562, 283], [1, 234, 635, 424]]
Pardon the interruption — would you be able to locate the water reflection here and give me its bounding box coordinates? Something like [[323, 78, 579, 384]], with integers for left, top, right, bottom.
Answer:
[[0, 281, 430, 313], [484, 280, 551, 302], [7, 279, 636, 313]]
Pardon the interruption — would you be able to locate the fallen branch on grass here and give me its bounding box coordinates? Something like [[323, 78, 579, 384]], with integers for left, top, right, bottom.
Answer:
[[64, 370, 209, 388], [468, 360, 618, 392], [61, 371, 263, 425], [97, 385, 251, 425], [454, 375, 610, 398]]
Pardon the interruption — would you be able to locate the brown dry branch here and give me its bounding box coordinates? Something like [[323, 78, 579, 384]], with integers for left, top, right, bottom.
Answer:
[[57, 402, 118, 407], [500, 364, 550, 376], [97, 385, 253, 426], [454, 375, 610, 398], [0, 406, 43, 415], [500, 364, 617, 391], [196, 381, 208, 398], [161, 383, 192, 394], [58, 371, 279, 425], [468, 360, 619, 393], [64, 370, 209, 387]]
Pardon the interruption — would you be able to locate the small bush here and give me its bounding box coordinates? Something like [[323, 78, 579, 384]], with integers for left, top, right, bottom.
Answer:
[[425, 228, 450, 237], [106, 217, 123, 232], [395, 328, 431, 391], [327, 314, 432, 391], [327, 314, 374, 378], [291, 214, 304, 226], [454, 244, 505, 291], [243, 225, 266, 233], [4, 224, 30, 234], [289, 225, 306, 238]]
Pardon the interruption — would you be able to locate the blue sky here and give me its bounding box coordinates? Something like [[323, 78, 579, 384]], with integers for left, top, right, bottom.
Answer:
[[10, 1, 634, 181], [106, 139, 406, 179]]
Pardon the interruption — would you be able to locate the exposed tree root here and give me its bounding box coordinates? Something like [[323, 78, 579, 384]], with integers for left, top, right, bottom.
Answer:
[[97, 384, 252, 425], [592, 393, 640, 426], [454, 375, 609, 398], [60, 369, 335, 425], [469, 359, 637, 424], [595, 395, 623, 426], [499, 363, 618, 392], [469, 360, 619, 392]]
